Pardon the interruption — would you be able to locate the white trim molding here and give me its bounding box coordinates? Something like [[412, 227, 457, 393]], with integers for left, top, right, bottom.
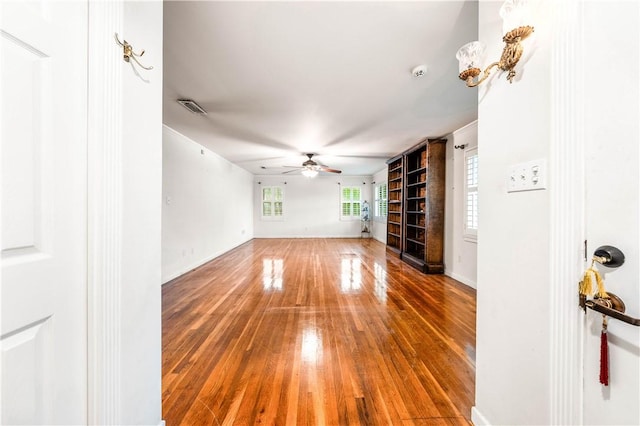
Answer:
[[549, 0, 585, 424], [87, 1, 124, 423], [445, 271, 477, 290], [471, 406, 491, 426]]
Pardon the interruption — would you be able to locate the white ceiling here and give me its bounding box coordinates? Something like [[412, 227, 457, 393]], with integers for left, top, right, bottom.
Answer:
[[163, 1, 478, 176]]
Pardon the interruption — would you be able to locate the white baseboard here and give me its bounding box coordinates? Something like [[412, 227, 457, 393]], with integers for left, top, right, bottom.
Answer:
[[373, 235, 386, 244], [445, 271, 477, 289], [253, 235, 367, 239], [471, 407, 490, 425], [162, 238, 252, 284]]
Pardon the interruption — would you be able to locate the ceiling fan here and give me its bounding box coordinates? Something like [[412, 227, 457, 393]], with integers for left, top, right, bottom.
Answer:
[[262, 153, 342, 177]]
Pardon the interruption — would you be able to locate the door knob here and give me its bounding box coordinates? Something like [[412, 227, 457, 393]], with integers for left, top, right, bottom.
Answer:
[[593, 245, 625, 268]]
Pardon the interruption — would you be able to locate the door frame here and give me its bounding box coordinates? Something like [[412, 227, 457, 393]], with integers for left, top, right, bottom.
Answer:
[[81, 0, 591, 423], [549, 0, 586, 424], [87, 1, 125, 423]]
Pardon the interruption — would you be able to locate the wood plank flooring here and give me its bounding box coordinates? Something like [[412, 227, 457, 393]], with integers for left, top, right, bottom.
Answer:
[[162, 239, 476, 425]]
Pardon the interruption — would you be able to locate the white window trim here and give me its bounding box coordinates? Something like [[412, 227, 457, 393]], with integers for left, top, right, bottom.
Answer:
[[463, 147, 478, 243], [340, 185, 362, 221], [261, 185, 285, 221], [374, 182, 388, 222]]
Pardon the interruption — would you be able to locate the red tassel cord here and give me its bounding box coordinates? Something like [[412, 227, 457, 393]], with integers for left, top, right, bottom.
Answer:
[[599, 318, 609, 386]]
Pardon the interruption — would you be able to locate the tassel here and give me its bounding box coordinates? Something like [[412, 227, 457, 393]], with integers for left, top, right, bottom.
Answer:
[[579, 272, 593, 296], [599, 317, 609, 386], [580, 259, 596, 296], [593, 268, 608, 299], [579, 260, 608, 298]]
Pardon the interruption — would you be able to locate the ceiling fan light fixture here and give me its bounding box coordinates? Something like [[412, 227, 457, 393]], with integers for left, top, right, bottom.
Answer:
[[301, 169, 319, 178]]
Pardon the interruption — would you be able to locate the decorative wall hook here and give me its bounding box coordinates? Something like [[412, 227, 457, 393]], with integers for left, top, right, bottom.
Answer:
[[114, 33, 153, 71], [454, 144, 467, 150]]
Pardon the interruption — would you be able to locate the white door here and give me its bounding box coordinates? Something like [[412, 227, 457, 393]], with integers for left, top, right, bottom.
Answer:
[[582, 2, 640, 424], [1, 1, 87, 424]]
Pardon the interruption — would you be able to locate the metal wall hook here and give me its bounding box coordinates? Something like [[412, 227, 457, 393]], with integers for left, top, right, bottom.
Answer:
[[114, 33, 153, 71], [454, 144, 466, 150], [593, 245, 625, 268]]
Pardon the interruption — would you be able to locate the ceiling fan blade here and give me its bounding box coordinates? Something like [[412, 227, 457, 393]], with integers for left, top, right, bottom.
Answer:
[[261, 165, 303, 169], [282, 168, 302, 174], [319, 166, 342, 174]]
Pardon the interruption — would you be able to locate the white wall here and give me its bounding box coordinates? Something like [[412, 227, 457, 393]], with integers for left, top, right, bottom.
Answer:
[[162, 126, 254, 283], [444, 122, 478, 288], [473, 1, 552, 424], [120, 1, 163, 423], [372, 168, 388, 244], [253, 175, 372, 238]]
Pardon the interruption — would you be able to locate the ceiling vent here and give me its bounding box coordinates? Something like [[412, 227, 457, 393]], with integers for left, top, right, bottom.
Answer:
[[177, 99, 207, 115]]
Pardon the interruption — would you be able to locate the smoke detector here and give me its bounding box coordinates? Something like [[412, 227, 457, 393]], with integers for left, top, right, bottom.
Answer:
[[177, 99, 207, 115], [411, 65, 428, 78]]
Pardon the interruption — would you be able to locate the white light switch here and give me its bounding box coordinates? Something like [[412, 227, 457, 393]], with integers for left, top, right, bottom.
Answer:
[[507, 159, 547, 192]]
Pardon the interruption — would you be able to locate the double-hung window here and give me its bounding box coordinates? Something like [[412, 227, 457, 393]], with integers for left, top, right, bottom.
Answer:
[[262, 186, 284, 220], [340, 186, 361, 220], [374, 183, 387, 220], [464, 148, 478, 241]]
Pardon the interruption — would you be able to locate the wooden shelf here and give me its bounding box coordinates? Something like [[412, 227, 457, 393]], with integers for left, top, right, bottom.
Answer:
[[406, 238, 425, 246], [407, 167, 426, 175]]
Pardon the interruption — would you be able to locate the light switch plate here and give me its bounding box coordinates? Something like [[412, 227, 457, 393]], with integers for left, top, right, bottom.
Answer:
[[507, 159, 547, 192]]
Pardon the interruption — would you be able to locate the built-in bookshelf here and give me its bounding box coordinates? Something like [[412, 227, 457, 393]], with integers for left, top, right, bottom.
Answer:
[[385, 138, 446, 273], [402, 144, 428, 270], [386, 155, 403, 256]]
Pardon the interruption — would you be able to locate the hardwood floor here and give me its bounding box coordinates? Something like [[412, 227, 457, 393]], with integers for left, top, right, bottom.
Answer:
[[162, 239, 476, 425]]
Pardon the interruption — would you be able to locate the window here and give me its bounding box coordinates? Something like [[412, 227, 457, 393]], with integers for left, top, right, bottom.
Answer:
[[374, 183, 388, 220], [464, 148, 478, 241], [340, 186, 361, 220], [262, 186, 284, 219]]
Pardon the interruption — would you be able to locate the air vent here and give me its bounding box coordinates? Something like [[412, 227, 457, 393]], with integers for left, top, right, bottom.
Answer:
[[177, 99, 207, 115]]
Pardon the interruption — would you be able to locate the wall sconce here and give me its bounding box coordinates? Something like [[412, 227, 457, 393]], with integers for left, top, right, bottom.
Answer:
[[456, 0, 534, 87]]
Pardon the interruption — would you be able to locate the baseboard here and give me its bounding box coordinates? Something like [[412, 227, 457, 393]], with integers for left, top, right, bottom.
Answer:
[[373, 236, 385, 244], [162, 238, 252, 284], [445, 271, 477, 289], [253, 235, 368, 239], [471, 407, 491, 426]]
